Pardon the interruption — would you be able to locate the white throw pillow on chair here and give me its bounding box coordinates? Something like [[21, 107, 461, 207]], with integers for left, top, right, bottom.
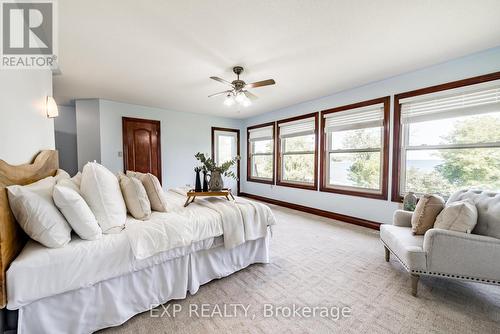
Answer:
[[7, 176, 72, 248], [434, 199, 478, 233], [80, 162, 126, 233]]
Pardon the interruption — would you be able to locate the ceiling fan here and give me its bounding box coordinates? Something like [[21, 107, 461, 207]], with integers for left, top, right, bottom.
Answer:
[[208, 66, 276, 107]]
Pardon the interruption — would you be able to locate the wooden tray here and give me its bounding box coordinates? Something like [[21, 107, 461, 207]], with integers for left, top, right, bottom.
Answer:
[[184, 189, 235, 207]]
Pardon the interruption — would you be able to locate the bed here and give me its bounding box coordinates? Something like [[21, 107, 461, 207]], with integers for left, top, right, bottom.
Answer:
[[0, 150, 275, 334]]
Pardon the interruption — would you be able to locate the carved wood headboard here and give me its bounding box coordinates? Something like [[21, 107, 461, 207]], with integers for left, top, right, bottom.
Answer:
[[0, 150, 58, 308]]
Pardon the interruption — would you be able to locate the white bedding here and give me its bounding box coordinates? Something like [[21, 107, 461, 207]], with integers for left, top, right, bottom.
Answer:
[[168, 188, 275, 247], [7, 190, 276, 309], [128, 189, 276, 259]]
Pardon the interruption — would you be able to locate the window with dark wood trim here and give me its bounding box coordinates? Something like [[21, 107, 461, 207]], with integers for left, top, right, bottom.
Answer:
[[392, 71, 500, 202], [276, 112, 319, 190], [320, 97, 390, 200], [247, 122, 276, 184]]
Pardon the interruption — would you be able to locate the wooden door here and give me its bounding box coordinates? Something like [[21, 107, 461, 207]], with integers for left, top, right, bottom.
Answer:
[[211, 127, 240, 194], [122, 117, 162, 183]]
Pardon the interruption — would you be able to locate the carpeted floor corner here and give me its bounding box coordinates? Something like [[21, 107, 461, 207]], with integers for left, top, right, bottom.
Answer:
[[101, 203, 500, 334]]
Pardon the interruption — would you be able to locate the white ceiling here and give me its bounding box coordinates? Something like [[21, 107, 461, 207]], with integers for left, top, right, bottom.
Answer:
[[54, 0, 500, 118]]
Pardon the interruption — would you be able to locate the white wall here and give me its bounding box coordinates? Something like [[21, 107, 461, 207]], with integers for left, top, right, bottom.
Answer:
[[76, 99, 101, 171], [240, 46, 500, 224], [54, 105, 78, 175], [75, 99, 241, 189], [0, 70, 54, 164]]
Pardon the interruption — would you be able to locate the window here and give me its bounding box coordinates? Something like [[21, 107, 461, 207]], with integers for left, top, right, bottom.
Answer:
[[320, 97, 390, 199], [392, 72, 500, 201], [247, 122, 275, 184], [212, 127, 240, 193], [277, 113, 318, 189]]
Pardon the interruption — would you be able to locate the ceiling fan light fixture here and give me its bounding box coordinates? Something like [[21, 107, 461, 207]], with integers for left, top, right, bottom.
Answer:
[[241, 97, 252, 107], [209, 66, 275, 109], [235, 92, 246, 104], [223, 93, 235, 106]]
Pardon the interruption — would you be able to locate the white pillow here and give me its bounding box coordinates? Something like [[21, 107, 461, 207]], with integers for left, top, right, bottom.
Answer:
[[80, 162, 126, 233], [54, 169, 70, 181], [57, 177, 80, 194], [126, 171, 168, 212], [434, 199, 478, 233], [119, 174, 151, 220], [72, 172, 82, 188], [53, 185, 102, 240], [7, 177, 71, 248]]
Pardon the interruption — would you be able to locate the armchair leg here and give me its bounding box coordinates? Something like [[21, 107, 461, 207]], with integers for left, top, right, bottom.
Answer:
[[411, 274, 419, 297], [384, 246, 390, 262]]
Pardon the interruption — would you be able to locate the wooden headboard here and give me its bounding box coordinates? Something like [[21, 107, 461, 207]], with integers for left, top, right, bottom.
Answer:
[[0, 150, 58, 308]]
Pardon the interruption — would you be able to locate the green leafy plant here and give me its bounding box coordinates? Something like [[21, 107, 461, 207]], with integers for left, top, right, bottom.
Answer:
[[195, 152, 240, 180]]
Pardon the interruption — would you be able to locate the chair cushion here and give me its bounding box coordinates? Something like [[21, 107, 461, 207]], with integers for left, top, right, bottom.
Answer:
[[380, 225, 427, 271], [448, 189, 500, 239]]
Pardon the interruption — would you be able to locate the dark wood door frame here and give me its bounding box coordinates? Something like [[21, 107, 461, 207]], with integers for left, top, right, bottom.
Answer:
[[122, 117, 162, 183], [211, 127, 240, 195]]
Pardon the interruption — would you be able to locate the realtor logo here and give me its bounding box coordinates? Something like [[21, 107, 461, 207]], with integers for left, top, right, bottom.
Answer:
[[1, 0, 57, 69]]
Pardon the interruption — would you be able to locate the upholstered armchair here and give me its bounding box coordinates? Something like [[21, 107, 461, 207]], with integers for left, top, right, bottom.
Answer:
[[380, 189, 500, 296]]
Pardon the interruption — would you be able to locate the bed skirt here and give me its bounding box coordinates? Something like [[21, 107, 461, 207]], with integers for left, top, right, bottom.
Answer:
[[16, 234, 270, 334]]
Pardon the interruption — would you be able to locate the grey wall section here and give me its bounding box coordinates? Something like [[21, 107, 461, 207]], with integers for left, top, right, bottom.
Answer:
[[76, 99, 101, 171], [240, 46, 500, 224], [0, 70, 54, 164], [75, 99, 241, 189], [54, 105, 78, 175]]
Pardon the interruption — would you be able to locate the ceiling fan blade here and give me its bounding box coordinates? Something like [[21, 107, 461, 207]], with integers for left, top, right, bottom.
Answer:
[[208, 90, 232, 98], [245, 79, 276, 89], [243, 90, 258, 100], [210, 76, 234, 87]]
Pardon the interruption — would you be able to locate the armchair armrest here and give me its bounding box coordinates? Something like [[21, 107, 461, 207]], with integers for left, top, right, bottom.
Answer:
[[393, 210, 413, 227], [423, 229, 500, 281]]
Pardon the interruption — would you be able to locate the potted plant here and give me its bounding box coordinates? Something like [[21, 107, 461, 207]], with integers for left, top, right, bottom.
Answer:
[[195, 152, 240, 191]]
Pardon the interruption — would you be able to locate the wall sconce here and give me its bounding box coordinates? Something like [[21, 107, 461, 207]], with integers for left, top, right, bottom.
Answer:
[[46, 96, 59, 118]]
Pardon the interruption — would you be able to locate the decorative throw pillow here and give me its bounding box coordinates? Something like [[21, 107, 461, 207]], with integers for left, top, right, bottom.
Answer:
[[126, 171, 167, 212], [119, 174, 151, 220], [434, 199, 478, 233], [54, 169, 70, 181], [53, 185, 102, 240], [411, 194, 445, 235], [7, 177, 72, 248], [80, 162, 127, 233]]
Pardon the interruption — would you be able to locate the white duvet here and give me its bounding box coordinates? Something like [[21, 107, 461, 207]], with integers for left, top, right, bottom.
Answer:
[[126, 188, 276, 259]]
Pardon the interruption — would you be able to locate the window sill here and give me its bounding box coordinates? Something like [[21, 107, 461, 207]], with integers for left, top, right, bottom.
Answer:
[[247, 176, 274, 185], [277, 180, 317, 191], [320, 186, 387, 200]]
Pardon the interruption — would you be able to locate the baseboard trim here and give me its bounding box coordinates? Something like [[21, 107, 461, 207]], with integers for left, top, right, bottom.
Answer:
[[239, 192, 381, 231]]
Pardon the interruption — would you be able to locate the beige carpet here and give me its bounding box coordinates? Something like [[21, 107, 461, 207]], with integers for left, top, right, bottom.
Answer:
[[102, 203, 500, 334]]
